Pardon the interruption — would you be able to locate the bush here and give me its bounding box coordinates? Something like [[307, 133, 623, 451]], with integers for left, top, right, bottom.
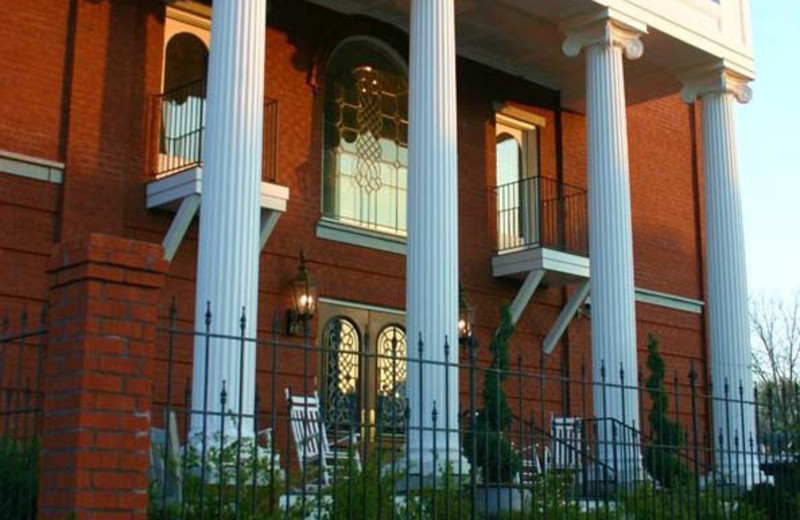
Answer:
[[315, 459, 404, 520], [149, 435, 283, 520], [642, 334, 691, 488], [742, 481, 799, 519], [464, 306, 521, 485], [619, 483, 767, 520], [305, 461, 476, 520], [0, 435, 39, 519]]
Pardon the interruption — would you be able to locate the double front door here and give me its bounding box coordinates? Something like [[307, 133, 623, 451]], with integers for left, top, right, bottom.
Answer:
[[317, 301, 407, 441]]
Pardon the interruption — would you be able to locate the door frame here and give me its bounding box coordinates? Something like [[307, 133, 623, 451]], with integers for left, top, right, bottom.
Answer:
[[317, 298, 406, 442]]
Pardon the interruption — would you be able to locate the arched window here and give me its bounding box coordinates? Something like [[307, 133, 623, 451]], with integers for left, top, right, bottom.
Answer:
[[495, 116, 539, 250], [160, 33, 208, 167], [164, 32, 208, 93], [322, 40, 408, 236]]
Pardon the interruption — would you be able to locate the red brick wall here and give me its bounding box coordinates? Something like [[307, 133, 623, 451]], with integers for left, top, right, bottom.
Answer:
[[0, 0, 70, 161], [1, 1, 708, 427], [39, 234, 166, 519], [0, 174, 60, 314]]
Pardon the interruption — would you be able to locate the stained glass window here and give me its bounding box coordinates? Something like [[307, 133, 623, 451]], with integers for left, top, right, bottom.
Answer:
[[323, 41, 408, 236]]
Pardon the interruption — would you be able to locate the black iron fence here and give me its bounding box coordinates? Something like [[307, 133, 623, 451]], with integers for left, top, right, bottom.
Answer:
[[0, 309, 46, 520], [494, 177, 588, 257], [146, 304, 799, 519], [148, 79, 279, 182]]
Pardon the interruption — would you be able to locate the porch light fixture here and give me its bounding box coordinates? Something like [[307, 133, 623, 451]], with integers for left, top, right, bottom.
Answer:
[[458, 284, 476, 344], [288, 252, 318, 336]]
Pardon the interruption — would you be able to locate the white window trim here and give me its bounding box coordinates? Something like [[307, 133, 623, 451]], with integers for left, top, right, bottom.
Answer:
[[319, 297, 405, 316], [635, 288, 705, 314], [0, 149, 64, 184], [586, 288, 704, 314], [316, 217, 406, 255]]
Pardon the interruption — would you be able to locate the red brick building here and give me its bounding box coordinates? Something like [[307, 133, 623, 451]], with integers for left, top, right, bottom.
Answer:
[[0, 0, 759, 515]]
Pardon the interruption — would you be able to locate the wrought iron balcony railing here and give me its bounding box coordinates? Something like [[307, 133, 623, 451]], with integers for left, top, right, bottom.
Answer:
[[494, 176, 588, 256], [147, 78, 279, 182]]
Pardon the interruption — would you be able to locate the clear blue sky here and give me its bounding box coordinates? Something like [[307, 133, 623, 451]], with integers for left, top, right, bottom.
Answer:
[[738, 0, 800, 300]]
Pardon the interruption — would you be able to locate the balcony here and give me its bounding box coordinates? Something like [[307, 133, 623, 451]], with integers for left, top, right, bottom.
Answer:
[[146, 78, 279, 182], [492, 176, 589, 286], [144, 79, 289, 260]]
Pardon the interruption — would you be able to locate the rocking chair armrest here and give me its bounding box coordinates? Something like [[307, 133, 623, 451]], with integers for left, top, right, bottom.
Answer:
[[331, 433, 360, 447], [516, 443, 540, 455]]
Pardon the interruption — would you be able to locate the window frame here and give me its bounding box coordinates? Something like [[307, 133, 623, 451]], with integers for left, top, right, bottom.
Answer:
[[493, 109, 545, 253], [317, 36, 410, 254]]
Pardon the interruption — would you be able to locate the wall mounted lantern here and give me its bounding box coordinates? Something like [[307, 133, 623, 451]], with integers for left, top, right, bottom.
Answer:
[[288, 252, 317, 336], [458, 284, 476, 345]]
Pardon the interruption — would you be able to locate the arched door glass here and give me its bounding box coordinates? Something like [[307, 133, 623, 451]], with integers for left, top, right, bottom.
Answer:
[[322, 317, 361, 430], [376, 325, 407, 433]]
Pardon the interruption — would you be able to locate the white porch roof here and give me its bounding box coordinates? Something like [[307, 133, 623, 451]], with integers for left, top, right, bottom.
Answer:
[[308, 0, 755, 111]]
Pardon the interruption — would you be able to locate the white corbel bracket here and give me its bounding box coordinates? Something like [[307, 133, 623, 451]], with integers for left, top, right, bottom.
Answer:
[[162, 194, 201, 262], [561, 9, 647, 60], [146, 167, 289, 261], [509, 269, 546, 326], [543, 281, 590, 355]]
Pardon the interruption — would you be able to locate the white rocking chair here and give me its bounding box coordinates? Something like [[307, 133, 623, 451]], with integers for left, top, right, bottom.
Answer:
[[547, 415, 583, 471], [515, 443, 543, 485], [285, 388, 361, 487]]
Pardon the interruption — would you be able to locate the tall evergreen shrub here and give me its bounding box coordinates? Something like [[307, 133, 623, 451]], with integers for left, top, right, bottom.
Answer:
[[642, 334, 690, 487], [464, 305, 520, 484]]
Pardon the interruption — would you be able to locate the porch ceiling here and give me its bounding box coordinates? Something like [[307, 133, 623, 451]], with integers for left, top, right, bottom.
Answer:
[[308, 0, 748, 112]]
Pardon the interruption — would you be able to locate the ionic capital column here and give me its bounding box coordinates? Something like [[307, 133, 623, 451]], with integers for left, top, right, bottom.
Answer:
[[191, 0, 267, 439], [405, 0, 464, 476], [563, 15, 645, 481], [682, 66, 762, 485], [562, 16, 644, 60]]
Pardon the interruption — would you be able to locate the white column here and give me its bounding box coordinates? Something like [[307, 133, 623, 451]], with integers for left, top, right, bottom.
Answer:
[[190, 0, 266, 440], [563, 16, 645, 480], [682, 68, 762, 486], [405, 0, 464, 475]]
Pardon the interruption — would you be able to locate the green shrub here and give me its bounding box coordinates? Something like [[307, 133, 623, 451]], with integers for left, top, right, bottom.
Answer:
[[302, 461, 477, 520], [149, 435, 284, 520], [619, 483, 767, 520], [407, 466, 478, 520], [642, 334, 691, 488], [742, 482, 799, 519], [315, 459, 404, 520], [464, 305, 521, 484], [494, 472, 613, 520], [0, 435, 39, 520]]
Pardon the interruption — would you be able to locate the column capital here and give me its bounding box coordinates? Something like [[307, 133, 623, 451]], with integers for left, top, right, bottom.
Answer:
[[562, 12, 647, 60], [681, 65, 753, 104]]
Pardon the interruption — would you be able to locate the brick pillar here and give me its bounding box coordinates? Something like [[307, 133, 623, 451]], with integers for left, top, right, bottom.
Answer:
[[38, 234, 166, 520]]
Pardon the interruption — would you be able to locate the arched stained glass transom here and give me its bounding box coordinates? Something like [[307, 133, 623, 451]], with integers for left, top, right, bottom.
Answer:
[[322, 40, 408, 236]]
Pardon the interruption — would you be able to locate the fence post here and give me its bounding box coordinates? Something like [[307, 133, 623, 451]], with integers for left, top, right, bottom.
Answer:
[[37, 234, 166, 519]]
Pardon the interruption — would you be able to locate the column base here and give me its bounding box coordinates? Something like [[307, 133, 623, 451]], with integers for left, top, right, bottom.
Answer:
[[398, 447, 471, 490], [580, 456, 646, 497], [699, 467, 771, 491]]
